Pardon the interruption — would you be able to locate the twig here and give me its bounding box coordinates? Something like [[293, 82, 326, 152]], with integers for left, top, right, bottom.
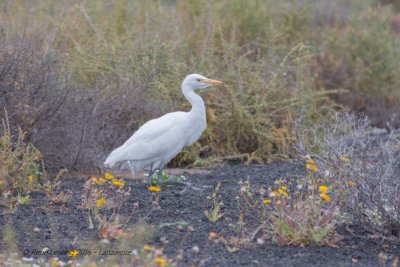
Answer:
[[251, 224, 264, 242]]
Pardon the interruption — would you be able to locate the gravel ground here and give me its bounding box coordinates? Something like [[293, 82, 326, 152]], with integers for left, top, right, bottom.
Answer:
[[0, 162, 399, 266]]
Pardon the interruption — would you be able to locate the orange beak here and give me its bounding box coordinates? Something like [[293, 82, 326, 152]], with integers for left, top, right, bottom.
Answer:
[[200, 79, 224, 85]]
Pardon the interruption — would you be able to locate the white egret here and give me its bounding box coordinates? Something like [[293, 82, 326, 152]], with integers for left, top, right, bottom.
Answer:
[[104, 74, 223, 185]]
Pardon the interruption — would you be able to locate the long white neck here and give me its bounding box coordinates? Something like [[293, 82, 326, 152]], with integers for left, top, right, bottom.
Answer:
[[182, 85, 206, 117]]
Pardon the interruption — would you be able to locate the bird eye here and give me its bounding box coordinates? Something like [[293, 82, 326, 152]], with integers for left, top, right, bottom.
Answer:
[[197, 79, 202, 82]]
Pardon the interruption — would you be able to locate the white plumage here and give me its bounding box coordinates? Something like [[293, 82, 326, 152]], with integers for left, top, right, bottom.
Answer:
[[104, 74, 223, 181]]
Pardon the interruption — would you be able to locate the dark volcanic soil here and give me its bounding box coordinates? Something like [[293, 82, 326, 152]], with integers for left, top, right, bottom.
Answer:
[[0, 162, 399, 266]]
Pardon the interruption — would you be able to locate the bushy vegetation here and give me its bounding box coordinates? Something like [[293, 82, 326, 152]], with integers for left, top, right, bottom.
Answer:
[[2, 0, 399, 171], [233, 111, 400, 247], [0, 112, 46, 209], [237, 161, 347, 246], [294, 112, 400, 239]]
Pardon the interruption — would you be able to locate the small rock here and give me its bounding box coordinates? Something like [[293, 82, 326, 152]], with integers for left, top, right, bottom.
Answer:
[[160, 236, 169, 244], [33, 227, 40, 232], [378, 252, 388, 261], [191, 245, 200, 254], [101, 239, 110, 244], [256, 238, 264, 245], [208, 232, 218, 239]]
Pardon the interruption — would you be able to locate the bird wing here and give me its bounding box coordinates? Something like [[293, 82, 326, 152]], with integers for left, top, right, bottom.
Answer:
[[105, 111, 187, 164], [124, 112, 185, 146]]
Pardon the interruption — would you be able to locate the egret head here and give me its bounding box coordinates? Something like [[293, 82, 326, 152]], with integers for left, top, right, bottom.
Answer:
[[182, 74, 223, 90]]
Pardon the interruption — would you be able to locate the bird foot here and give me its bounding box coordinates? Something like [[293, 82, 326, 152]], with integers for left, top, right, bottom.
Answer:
[[158, 180, 203, 193], [144, 175, 153, 186]]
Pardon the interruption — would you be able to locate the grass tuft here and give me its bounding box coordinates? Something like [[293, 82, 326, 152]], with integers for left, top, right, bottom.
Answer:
[[0, 111, 46, 209]]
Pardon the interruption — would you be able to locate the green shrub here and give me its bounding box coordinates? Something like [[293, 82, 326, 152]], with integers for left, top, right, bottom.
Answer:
[[237, 170, 345, 246], [0, 112, 46, 208], [0, 0, 334, 170], [315, 5, 400, 125]]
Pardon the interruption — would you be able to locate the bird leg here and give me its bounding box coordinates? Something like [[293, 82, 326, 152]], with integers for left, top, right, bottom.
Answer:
[[157, 170, 203, 193], [161, 180, 203, 194], [157, 169, 163, 184], [146, 169, 155, 185], [128, 161, 135, 178]]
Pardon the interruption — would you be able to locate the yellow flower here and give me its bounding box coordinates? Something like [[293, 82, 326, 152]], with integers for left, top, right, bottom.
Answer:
[[305, 158, 318, 172], [310, 165, 317, 172], [50, 257, 61, 267], [319, 185, 329, 193], [306, 163, 318, 172], [269, 189, 288, 199], [96, 197, 107, 208], [306, 158, 315, 164], [148, 186, 161, 192], [320, 193, 330, 202], [28, 175, 34, 183], [209, 232, 218, 239], [347, 180, 354, 187], [112, 179, 125, 187], [104, 172, 114, 180], [154, 257, 166, 267], [263, 199, 272, 205], [94, 177, 106, 185], [89, 176, 98, 184], [68, 250, 79, 257], [143, 244, 152, 251], [340, 156, 350, 163], [281, 186, 288, 191]]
